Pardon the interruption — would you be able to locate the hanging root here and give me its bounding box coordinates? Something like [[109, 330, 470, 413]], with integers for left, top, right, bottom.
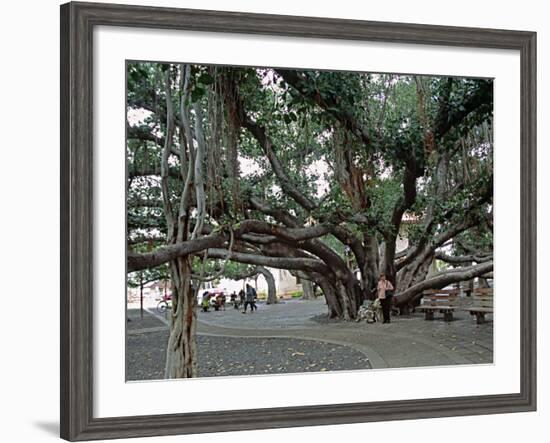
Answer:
[[190, 228, 235, 282]]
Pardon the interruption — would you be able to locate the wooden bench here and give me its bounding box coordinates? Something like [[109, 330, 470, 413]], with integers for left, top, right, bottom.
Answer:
[[467, 288, 493, 324], [417, 289, 460, 322]]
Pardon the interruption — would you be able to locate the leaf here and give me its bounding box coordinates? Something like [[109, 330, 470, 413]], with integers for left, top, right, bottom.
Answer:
[[198, 73, 215, 85], [191, 85, 206, 102]]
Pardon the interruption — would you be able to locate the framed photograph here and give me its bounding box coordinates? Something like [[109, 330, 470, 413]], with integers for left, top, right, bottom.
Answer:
[[60, 1, 536, 441]]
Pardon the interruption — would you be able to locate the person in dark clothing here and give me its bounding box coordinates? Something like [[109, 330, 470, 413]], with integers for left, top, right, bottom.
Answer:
[[230, 291, 239, 309], [242, 283, 257, 313], [238, 289, 245, 308], [251, 284, 258, 311]]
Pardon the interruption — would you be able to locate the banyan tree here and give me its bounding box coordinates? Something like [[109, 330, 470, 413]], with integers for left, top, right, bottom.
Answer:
[[127, 63, 493, 378]]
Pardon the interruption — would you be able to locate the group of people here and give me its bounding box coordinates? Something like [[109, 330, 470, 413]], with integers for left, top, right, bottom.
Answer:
[[200, 291, 226, 312], [201, 277, 394, 322], [201, 283, 258, 314]]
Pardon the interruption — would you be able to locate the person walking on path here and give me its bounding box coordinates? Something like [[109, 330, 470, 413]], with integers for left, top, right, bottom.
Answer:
[[230, 291, 239, 309], [243, 283, 257, 313], [377, 273, 394, 324], [252, 285, 258, 311], [238, 289, 245, 309]]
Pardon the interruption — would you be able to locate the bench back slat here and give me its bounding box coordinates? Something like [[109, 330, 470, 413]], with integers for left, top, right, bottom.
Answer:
[[474, 288, 493, 294], [472, 288, 493, 309], [421, 290, 459, 307], [423, 289, 460, 295]]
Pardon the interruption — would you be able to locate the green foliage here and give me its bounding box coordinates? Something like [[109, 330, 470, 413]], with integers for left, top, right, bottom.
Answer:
[[191, 256, 255, 281], [126, 62, 493, 278]]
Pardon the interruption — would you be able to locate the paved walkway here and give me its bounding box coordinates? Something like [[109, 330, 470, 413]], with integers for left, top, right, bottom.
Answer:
[[128, 298, 493, 371]]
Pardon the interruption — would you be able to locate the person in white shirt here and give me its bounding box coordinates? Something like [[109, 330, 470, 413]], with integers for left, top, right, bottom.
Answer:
[[377, 273, 394, 324]]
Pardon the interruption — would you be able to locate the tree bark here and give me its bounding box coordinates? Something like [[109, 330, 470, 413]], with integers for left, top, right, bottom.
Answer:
[[205, 248, 328, 274], [164, 258, 197, 378], [435, 251, 493, 264], [257, 266, 277, 304], [301, 279, 315, 300], [362, 232, 380, 300], [318, 279, 342, 319]]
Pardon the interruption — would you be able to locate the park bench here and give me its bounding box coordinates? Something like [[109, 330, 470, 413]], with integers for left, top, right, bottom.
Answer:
[[416, 289, 460, 322], [467, 288, 493, 324]]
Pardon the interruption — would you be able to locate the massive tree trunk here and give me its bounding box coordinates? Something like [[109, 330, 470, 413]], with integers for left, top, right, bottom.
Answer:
[[395, 252, 434, 314], [289, 269, 359, 319], [288, 243, 361, 319], [362, 232, 380, 300], [301, 279, 315, 300], [317, 279, 342, 319], [397, 250, 434, 294], [257, 266, 277, 304], [316, 275, 361, 321]]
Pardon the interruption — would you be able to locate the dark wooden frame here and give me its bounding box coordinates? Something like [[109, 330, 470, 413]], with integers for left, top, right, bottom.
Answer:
[[60, 1, 537, 440]]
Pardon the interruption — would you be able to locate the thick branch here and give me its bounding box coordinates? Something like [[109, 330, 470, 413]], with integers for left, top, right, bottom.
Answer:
[[127, 125, 165, 146], [128, 165, 181, 180], [127, 220, 337, 272], [383, 155, 421, 282], [240, 220, 332, 244], [128, 233, 228, 272], [206, 248, 328, 274], [228, 76, 317, 212], [127, 236, 165, 246], [434, 251, 493, 265], [396, 216, 478, 272], [248, 197, 352, 280], [395, 260, 493, 304]]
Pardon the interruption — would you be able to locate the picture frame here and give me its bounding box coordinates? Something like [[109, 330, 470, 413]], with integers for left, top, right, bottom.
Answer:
[[60, 1, 537, 441]]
